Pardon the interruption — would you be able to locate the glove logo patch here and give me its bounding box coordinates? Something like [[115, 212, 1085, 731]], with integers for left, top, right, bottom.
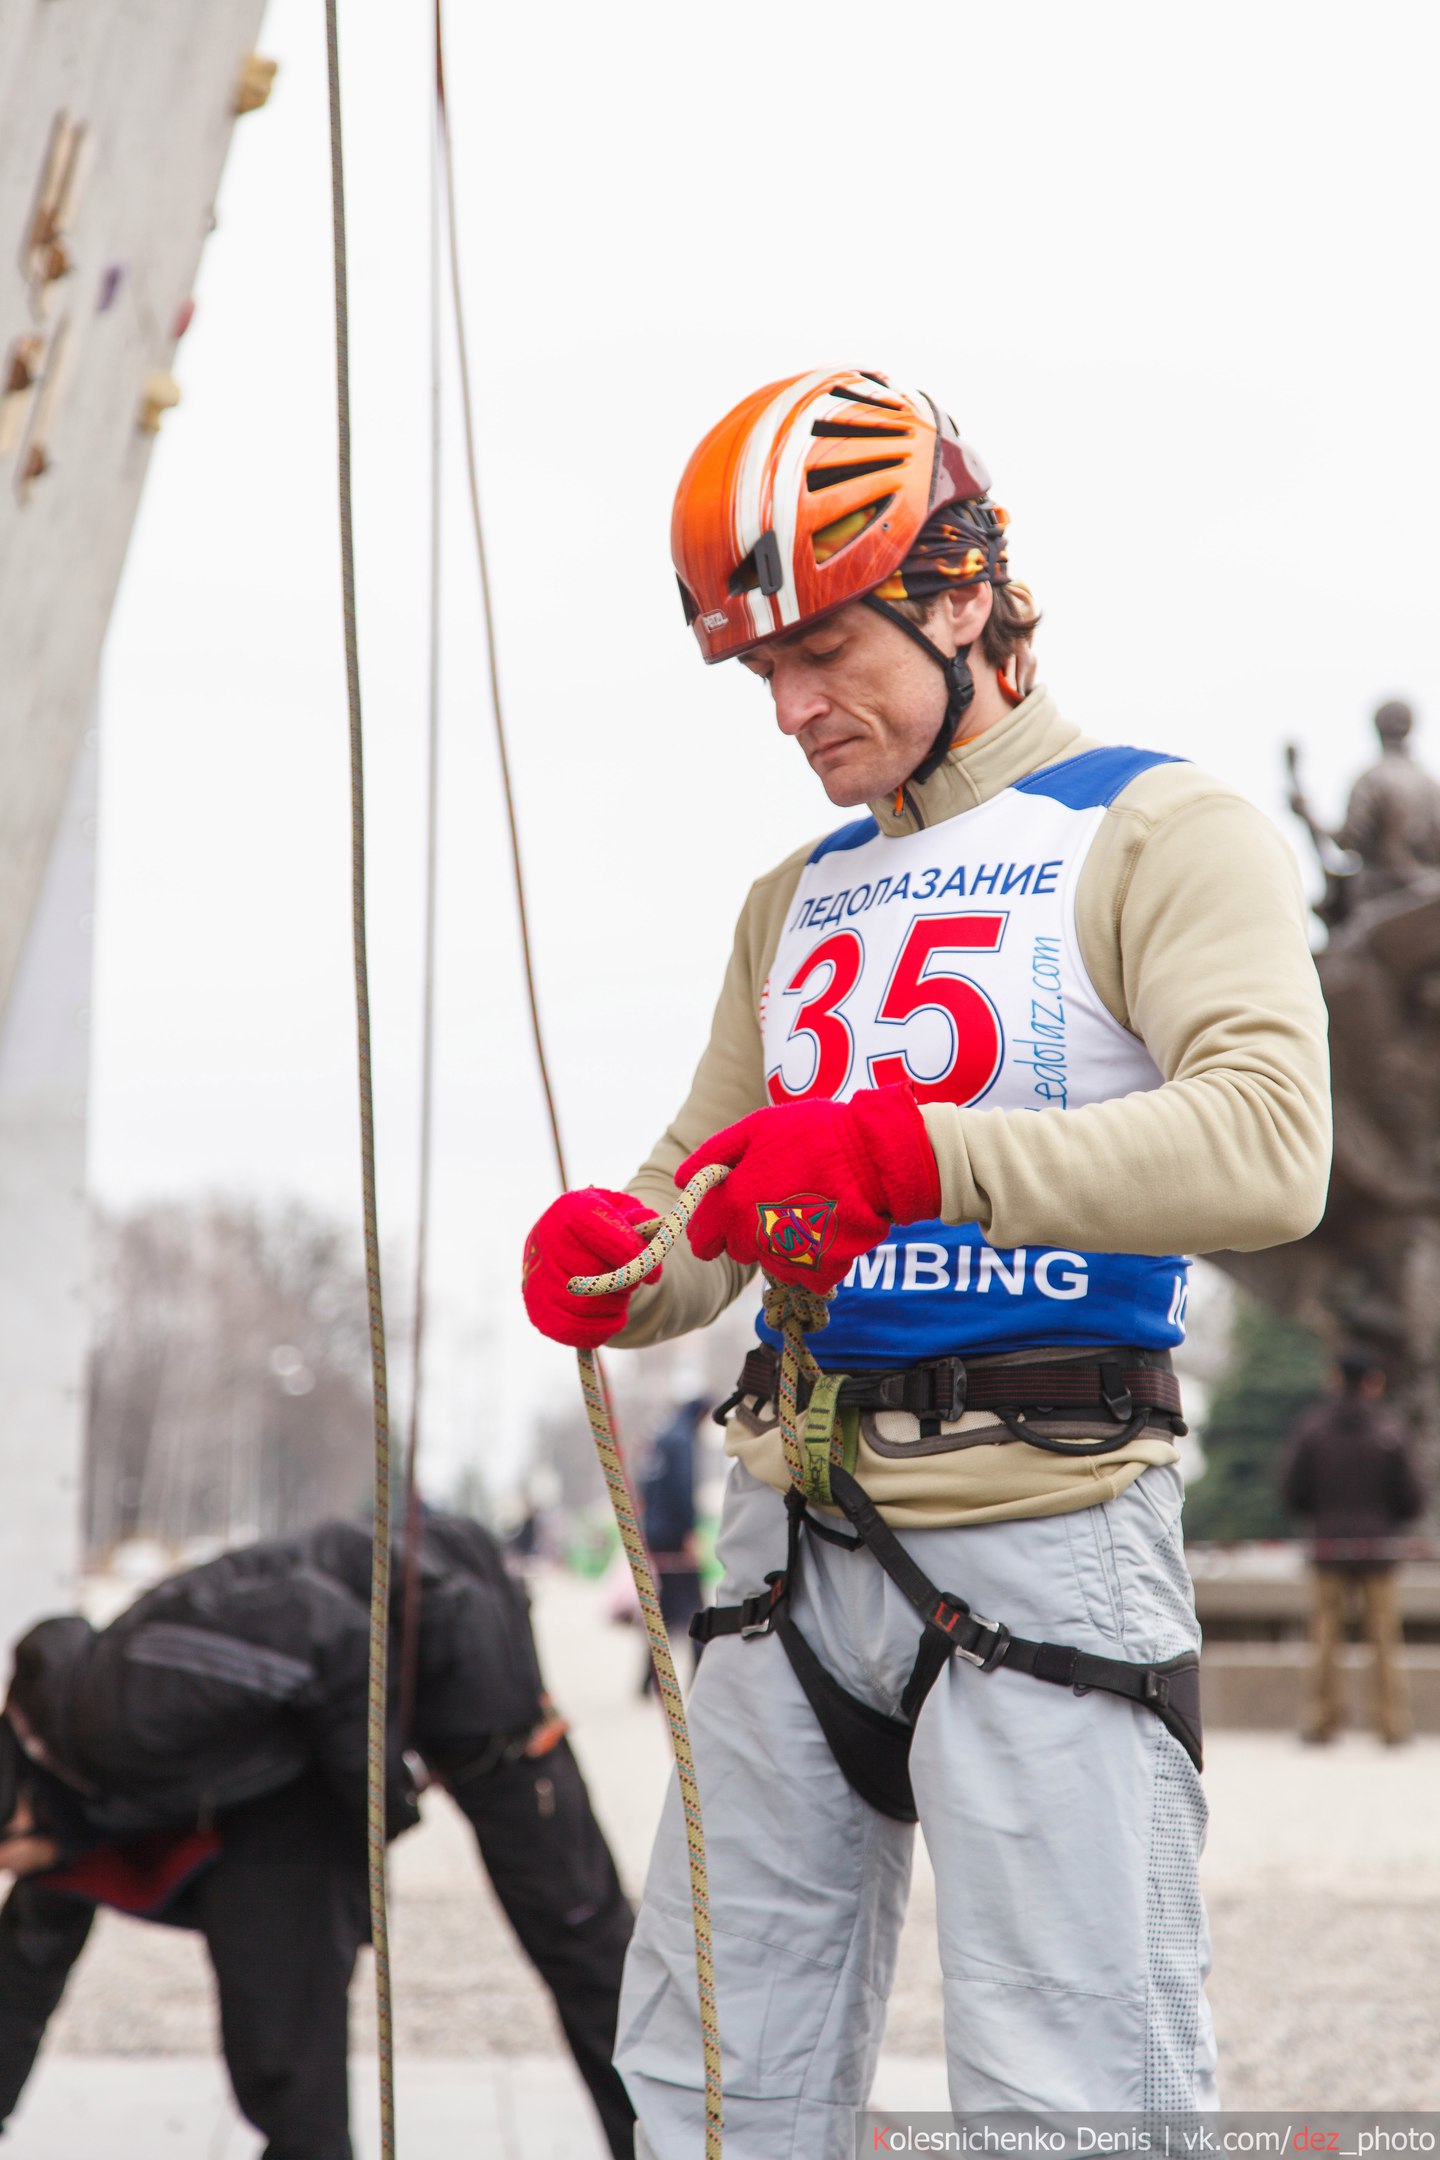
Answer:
[[755, 1193, 838, 1270]]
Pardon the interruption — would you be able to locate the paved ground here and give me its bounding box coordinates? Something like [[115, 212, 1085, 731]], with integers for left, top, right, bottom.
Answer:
[[5, 1566, 1438, 2153]]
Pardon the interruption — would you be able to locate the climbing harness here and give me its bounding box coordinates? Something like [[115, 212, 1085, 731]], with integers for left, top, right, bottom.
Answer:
[[695, 1337, 1204, 1827], [324, 4, 396, 2155]]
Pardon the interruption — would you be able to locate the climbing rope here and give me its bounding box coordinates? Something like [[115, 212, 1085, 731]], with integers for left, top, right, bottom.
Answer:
[[324, 5, 396, 2155], [397, 0, 446, 1753], [433, 0, 569, 1182], [570, 1171, 835, 2160]]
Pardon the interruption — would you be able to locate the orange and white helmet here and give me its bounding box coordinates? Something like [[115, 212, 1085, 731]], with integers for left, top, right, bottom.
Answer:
[[672, 368, 997, 664]]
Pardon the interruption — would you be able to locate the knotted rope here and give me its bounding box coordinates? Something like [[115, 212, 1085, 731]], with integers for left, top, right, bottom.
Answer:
[[569, 1167, 834, 2160]]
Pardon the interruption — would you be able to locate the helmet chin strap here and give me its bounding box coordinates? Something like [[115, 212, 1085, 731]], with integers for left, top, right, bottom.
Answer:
[[862, 594, 976, 786]]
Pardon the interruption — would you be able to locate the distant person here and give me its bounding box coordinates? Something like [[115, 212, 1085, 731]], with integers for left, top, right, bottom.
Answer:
[[0, 1513, 635, 2160], [636, 1396, 706, 1695], [1280, 1350, 1425, 1744]]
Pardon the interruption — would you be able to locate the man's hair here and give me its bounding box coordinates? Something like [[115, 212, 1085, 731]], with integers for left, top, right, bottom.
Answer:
[[891, 577, 1042, 676]]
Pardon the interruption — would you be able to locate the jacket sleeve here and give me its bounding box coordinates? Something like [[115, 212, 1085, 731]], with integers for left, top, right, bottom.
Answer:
[[301, 1578, 418, 1840], [615, 850, 810, 1346], [0, 1879, 95, 2126], [920, 783, 1333, 1256]]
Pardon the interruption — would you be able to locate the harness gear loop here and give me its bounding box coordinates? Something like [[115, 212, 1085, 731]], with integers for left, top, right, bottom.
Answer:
[[800, 1373, 847, 1506]]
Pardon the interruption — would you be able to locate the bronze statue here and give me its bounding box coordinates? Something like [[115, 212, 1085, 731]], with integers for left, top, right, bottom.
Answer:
[[1221, 702, 1440, 1488]]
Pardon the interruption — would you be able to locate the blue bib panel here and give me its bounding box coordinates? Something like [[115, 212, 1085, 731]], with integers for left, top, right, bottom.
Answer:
[[754, 745, 1190, 1370]]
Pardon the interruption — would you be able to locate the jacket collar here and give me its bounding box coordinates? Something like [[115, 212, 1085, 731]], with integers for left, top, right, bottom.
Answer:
[[868, 686, 1087, 835]]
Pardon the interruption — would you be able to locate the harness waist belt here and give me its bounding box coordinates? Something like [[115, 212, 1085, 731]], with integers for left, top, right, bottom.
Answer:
[[728, 1343, 1184, 1428]]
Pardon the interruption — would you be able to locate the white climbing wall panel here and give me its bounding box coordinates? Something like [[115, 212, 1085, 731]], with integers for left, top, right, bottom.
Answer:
[[0, 0, 269, 1649]]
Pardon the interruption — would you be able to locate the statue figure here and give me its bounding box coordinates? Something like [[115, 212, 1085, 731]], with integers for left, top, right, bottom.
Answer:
[[1222, 702, 1440, 1493], [1287, 701, 1440, 925]]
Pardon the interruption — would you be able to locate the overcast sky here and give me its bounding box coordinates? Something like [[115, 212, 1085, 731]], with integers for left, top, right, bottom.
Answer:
[[89, 0, 1440, 1493]]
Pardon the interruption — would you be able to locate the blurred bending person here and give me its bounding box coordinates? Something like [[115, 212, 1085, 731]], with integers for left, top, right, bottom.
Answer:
[[1280, 1350, 1425, 1745], [0, 1513, 634, 2160]]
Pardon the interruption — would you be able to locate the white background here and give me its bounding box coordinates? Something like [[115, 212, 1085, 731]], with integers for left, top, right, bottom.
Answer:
[[90, 0, 1440, 1493]]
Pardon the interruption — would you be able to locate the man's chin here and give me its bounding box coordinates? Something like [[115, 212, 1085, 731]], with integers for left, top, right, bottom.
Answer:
[[812, 760, 874, 809]]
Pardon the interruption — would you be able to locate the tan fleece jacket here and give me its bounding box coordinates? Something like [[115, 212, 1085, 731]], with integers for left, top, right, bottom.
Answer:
[[616, 687, 1332, 1526]]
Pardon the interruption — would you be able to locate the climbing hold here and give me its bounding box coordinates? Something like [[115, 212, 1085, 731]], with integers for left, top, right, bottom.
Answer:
[[137, 370, 181, 435], [235, 55, 278, 114]]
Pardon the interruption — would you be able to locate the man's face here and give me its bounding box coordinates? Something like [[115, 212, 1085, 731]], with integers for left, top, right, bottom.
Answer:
[[0, 1794, 59, 1879], [740, 600, 954, 808]]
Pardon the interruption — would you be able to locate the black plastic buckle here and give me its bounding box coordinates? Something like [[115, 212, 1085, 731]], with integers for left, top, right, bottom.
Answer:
[[1099, 1359, 1134, 1422], [1143, 1668, 1171, 1710], [932, 1356, 967, 1421]]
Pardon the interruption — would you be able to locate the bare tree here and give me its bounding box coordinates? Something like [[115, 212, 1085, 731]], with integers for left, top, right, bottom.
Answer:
[[86, 1199, 381, 1559]]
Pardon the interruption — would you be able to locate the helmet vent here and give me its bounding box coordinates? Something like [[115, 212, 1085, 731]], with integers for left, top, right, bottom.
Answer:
[[834, 386, 904, 412], [676, 574, 699, 626], [810, 419, 910, 440], [812, 495, 894, 565], [805, 457, 906, 494]]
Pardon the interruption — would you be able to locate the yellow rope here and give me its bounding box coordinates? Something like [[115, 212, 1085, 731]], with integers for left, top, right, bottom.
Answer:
[[569, 1168, 834, 2160], [324, 6, 395, 2154]]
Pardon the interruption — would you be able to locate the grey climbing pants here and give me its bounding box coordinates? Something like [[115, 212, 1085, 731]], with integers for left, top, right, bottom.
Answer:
[[616, 1460, 1217, 2158]]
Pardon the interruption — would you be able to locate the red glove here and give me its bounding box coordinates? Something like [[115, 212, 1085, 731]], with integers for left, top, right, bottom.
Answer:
[[676, 1084, 940, 1292], [522, 1188, 661, 1349]]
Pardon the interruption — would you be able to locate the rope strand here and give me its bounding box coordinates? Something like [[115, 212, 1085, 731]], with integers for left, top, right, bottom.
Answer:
[[324, 7, 396, 2155], [569, 1172, 835, 2160], [398, 0, 447, 1752]]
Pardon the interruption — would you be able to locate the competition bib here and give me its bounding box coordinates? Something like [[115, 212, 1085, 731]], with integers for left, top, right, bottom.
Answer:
[[754, 746, 1190, 1366]]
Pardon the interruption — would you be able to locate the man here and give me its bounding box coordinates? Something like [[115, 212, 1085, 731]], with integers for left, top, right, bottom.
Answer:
[[0, 1513, 634, 2160], [1280, 1349, 1425, 1745], [523, 368, 1331, 2152]]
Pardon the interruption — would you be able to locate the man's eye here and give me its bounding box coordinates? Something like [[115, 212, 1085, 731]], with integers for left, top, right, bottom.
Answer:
[[805, 646, 843, 665]]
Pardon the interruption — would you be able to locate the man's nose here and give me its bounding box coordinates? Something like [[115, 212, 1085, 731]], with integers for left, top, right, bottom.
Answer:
[[771, 670, 828, 738]]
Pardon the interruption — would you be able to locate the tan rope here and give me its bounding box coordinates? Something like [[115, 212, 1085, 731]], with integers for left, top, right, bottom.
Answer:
[[570, 1171, 835, 2159], [397, 0, 446, 1750], [323, 6, 396, 2155], [433, 0, 569, 1184]]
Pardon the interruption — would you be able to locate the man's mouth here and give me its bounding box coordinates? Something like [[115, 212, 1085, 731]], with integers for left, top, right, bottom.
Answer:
[[804, 735, 859, 765]]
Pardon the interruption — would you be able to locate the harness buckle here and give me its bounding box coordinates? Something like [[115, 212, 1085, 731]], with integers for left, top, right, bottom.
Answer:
[[1143, 1668, 1170, 1709], [740, 1573, 786, 1638], [935, 1598, 1012, 1672], [932, 1355, 967, 1421], [1099, 1359, 1135, 1423]]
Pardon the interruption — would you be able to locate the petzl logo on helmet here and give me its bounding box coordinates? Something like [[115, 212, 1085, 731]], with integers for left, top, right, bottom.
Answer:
[[755, 1194, 837, 1270]]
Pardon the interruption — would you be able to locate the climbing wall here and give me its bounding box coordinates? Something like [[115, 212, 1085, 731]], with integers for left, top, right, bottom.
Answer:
[[0, 0, 270, 1648]]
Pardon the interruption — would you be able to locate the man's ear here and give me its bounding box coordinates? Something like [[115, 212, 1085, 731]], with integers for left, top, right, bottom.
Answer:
[[937, 581, 995, 651]]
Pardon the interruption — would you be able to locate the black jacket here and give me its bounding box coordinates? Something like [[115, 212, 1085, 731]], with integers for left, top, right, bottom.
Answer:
[[1279, 1397, 1425, 1555], [5, 1514, 544, 1845]]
